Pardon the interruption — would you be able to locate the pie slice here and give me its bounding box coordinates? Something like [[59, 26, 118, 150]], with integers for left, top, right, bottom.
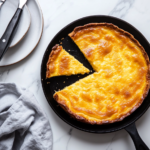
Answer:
[[46, 44, 90, 78], [53, 23, 150, 124]]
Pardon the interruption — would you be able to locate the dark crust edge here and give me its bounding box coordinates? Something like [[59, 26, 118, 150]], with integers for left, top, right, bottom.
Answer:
[[53, 23, 150, 125], [46, 44, 61, 78]]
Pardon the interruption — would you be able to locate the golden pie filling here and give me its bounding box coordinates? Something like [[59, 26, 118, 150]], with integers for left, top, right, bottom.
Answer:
[[46, 45, 90, 78], [53, 23, 150, 124]]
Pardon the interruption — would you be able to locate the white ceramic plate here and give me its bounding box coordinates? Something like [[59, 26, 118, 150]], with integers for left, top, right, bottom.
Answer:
[[0, 0, 31, 48], [0, 0, 44, 66]]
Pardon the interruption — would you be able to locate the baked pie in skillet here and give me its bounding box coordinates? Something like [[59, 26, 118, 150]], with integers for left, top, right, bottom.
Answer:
[[46, 44, 90, 78], [51, 23, 150, 124]]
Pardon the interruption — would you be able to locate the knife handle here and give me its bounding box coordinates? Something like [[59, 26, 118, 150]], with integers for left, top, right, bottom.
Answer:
[[0, 8, 22, 60]]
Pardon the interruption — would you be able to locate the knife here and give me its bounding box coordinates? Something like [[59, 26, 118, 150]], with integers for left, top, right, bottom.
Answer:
[[0, 0, 28, 60], [0, 0, 6, 8]]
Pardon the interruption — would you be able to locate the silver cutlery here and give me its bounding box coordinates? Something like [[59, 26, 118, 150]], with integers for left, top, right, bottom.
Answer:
[[0, 0, 6, 8], [0, 0, 28, 60]]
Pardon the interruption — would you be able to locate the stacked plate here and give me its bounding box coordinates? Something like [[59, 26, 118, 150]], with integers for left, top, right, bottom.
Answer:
[[0, 0, 43, 66]]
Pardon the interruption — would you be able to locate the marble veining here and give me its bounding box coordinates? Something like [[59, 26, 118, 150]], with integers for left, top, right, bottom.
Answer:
[[1, 0, 150, 149], [27, 79, 41, 93], [66, 128, 73, 150], [109, 0, 135, 18], [105, 133, 117, 150], [44, 0, 73, 29], [0, 69, 10, 82]]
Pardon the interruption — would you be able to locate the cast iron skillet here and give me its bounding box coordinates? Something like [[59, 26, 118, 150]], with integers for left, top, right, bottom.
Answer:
[[41, 15, 150, 150]]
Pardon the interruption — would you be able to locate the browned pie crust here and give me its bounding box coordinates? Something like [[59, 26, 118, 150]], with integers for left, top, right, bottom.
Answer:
[[53, 23, 150, 125], [46, 44, 61, 78]]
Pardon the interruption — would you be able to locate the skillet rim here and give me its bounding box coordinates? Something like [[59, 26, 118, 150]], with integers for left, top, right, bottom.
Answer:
[[41, 15, 150, 133]]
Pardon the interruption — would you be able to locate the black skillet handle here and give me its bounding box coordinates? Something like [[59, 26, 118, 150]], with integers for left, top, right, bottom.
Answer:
[[0, 8, 22, 60], [125, 123, 149, 150]]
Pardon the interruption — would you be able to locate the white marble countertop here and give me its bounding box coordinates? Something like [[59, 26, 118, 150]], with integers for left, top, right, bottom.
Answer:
[[1, 0, 150, 149]]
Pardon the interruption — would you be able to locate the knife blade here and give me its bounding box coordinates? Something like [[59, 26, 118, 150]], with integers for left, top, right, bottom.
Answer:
[[0, 0, 28, 60], [0, 0, 6, 8]]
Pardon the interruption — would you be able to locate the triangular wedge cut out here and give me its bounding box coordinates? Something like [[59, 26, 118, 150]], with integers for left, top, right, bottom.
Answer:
[[53, 23, 150, 125], [46, 44, 90, 78]]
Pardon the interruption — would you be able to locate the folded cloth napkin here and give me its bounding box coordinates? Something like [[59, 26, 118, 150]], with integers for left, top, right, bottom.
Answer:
[[0, 83, 53, 150]]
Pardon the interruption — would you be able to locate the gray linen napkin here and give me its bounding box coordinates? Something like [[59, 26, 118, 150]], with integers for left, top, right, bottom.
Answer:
[[0, 83, 53, 150]]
